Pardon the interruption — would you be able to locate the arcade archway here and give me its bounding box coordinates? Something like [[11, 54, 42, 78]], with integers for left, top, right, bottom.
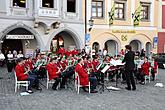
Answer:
[[130, 40, 142, 52], [146, 42, 152, 57], [104, 40, 118, 56], [50, 31, 77, 52], [92, 42, 100, 53], [1, 28, 38, 56]]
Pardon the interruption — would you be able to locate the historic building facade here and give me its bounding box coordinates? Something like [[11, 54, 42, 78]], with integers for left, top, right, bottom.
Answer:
[[84, 0, 159, 56], [0, 0, 84, 55], [158, 0, 165, 53]]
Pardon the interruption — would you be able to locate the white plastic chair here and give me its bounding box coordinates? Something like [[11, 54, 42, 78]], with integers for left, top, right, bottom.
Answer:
[[75, 72, 90, 94], [14, 71, 29, 93], [46, 71, 55, 89], [144, 67, 151, 84], [155, 65, 159, 80]]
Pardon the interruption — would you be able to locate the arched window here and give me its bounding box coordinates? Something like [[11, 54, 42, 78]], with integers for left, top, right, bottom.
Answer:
[[13, 0, 26, 8]]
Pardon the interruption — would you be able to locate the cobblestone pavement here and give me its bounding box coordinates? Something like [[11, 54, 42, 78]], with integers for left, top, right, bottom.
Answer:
[[0, 66, 165, 110]]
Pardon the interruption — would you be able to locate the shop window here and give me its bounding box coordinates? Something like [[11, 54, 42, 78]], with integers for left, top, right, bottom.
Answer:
[[13, 0, 26, 8], [141, 3, 150, 21], [91, 0, 104, 18], [42, 0, 54, 8], [67, 0, 76, 12], [51, 36, 64, 52], [114, 2, 126, 20]]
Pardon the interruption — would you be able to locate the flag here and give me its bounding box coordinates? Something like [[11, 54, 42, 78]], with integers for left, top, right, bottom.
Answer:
[[108, 3, 115, 26], [133, 2, 142, 26]]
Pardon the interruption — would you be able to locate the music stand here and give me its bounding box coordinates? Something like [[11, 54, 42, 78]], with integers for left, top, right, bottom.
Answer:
[[110, 60, 124, 87], [98, 64, 111, 93]]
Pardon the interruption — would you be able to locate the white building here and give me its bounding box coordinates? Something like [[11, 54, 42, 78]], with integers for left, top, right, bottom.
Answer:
[[0, 0, 84, 55]]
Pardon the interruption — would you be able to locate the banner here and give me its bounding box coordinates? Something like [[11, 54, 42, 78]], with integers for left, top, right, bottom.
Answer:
[[108, 3, 115, 26], [133, 1, 142, 26]]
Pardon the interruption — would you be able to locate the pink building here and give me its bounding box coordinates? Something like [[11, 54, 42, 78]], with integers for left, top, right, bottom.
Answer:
[[158, 0, 165, 53]]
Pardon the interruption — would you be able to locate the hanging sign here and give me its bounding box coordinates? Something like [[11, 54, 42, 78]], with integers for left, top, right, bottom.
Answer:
[[6, 35, 34, 39]]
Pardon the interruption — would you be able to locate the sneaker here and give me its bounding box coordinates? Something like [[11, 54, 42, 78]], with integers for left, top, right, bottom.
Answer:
[[125, 87, 131, 91], [27, 90, 33, 94], [36, 87, 42, 91], [90, 90, 98, 93], [132, 87, 136, 91]]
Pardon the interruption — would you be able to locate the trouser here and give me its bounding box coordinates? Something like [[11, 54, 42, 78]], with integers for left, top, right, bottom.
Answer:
[[89, 77, 97, 91], [0, 60, 5, 67], [151, 68, 155, 80], [27, 74, 39, 90], [125, 69, 136, 89], [139, 73, 145, 82], [52, 78, 60, 90], [7, 61, 13, 72], [90, 72, 101, 82]]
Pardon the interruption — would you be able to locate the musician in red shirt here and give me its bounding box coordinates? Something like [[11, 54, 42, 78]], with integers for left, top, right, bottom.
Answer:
[[25, 57, 34, 70], [57, 47, 66, 56], [151, 58, 158, 81], [46, 58, 61, 90], [15, 58, 40, 93], [140, 57, 150, 84], [92, 57, 100, 73], [75, 58, 97, 93]]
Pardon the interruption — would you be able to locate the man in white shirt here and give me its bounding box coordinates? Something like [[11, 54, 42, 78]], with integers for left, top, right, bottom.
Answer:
[[0, 50, 5, 67], [17, 50, 24, 58]]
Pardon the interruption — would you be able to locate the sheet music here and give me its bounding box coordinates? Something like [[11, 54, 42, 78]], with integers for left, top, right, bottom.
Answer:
[[110, 60, 124, 66], [97, 63, 103, 70], [101, 65, 110, 73]]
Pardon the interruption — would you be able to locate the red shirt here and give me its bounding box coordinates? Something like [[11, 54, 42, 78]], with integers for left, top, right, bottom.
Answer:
[[92, 60, 100, 72], [141, 62, 150, 75], [46, 63, 59, 80], [75, 64, 89, 86], [57, 48, 66, 55], [25, 60, 34, 70], [154, 61, 158, 73], [15, 64, 28, 81]]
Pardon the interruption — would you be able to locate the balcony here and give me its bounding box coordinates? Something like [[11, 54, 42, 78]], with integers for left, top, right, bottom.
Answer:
[[38, 7, 59, 18]]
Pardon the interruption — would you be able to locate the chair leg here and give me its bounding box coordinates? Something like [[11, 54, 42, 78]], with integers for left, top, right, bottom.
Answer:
[[145, 76, 146, 84], [89, 83, 90, 94], [47, 82, 49, 89], [77, 86, 80, 94], [15, 83, 17, 93], [26, 84, 28, 91]]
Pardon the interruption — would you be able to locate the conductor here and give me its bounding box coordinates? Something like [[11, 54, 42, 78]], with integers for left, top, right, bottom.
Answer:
[[122, 45, 136, 90]]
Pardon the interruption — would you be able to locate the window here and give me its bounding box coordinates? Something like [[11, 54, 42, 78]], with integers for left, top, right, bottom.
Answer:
[[114, 2, 125, 20], [92, 0, 104, 18], [13, 0, 26, 8], [141, 3, 150, 21], [67, 0, 76, 12], [42, 0, 54, 8]]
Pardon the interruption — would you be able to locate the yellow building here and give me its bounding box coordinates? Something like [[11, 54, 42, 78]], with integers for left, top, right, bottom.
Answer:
[[84, 0, 159, 56]]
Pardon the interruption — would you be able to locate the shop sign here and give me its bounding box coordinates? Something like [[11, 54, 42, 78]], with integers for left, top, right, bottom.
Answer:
[[6, 35, 34, 39], [85, 34, 90, 43], [112, 30, 136, 34], [121, 35, 127, 41], [153, 37, 158, 47]]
